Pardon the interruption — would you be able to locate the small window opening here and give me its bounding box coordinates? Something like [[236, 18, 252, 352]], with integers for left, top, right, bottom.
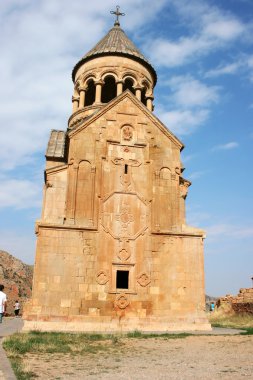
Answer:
[[116, 270, 129, 289], [123, 78, 135, 94], [85, 80, 95, 106], [101, 76, 117, 103], [124, 164, 128, 174]]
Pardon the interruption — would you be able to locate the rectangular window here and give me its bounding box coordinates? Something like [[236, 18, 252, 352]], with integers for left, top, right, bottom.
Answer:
[[116, 270, 129, 289]]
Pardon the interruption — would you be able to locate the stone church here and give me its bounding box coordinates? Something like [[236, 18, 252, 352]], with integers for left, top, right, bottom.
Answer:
[[23, 11, 210, 332]]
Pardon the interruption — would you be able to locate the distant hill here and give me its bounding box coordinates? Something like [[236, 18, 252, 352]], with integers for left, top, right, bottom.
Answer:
[[0, 250, 33, 315]]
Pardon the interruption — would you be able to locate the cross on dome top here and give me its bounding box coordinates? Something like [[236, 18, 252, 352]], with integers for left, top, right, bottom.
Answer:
[[110, 5, 125, 26]]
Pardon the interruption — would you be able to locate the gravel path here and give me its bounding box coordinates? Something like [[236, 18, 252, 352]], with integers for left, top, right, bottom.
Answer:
[[22, 334, 253, 379], [1, 319, 252, 380]]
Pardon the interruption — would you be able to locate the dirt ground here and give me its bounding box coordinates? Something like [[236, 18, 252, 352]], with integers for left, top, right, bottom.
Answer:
[[22, 334, 253, 379]]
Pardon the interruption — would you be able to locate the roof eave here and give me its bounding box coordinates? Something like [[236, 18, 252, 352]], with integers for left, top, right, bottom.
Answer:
[[72, 52, 157, 85]]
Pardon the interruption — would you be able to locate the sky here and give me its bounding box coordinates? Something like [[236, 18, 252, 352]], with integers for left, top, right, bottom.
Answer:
[[0, 0, 252, 297]]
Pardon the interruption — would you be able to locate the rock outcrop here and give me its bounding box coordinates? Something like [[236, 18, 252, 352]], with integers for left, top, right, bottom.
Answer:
[[0, 250, 33, 315]]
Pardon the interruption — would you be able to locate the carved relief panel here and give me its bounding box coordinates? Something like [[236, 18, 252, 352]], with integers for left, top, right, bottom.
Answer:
[[102, 142, 147, 198], [101, 193, 148, 239]]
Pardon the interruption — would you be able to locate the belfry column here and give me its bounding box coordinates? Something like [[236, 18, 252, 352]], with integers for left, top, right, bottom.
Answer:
[[146, 95, 154, 111], [116, 80, 123, 96], [95, 81, 103, 103], [79, 86, 86, 109], [134, 86, 142, 101], [72, 96, 79, 113]]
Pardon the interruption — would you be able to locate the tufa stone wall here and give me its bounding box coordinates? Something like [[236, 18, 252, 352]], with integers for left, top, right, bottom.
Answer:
[[217, 288, 253, 314]]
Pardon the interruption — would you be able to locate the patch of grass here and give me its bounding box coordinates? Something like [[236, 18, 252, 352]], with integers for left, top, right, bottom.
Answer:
[[210, 312, 253, 329], [8, 357, 37, 380], [3, 330, 192, 379], [3, 331, 118, 379], [3, 331, 112, 356], [126, 330, 191, 339], [239, 327, 253, 335]]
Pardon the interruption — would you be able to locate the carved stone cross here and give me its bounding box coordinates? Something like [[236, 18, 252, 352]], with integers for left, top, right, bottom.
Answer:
[[112, 157, 141, 191]]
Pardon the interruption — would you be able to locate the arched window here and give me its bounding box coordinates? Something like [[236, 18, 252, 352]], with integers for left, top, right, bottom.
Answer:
[[123, 78, 135, 94], [101, 76, 117, 103], [85, 79, 95, 106]]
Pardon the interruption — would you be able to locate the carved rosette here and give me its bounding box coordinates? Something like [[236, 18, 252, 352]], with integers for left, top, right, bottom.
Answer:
[[137, 272, 151, 287], [116, 204, 134, 229], [96, 271, 109, 285], [117, 248, 131, 261], [114, 294, 130, 309]]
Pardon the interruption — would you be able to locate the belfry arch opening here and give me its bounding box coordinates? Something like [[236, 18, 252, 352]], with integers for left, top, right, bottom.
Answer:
[[123, 78, 135, 95], [141, 88, 147, 105], [85, 79, 96, 106], [101, 76, 117, 103]]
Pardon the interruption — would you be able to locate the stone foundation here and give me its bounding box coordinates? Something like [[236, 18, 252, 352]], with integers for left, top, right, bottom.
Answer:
[[23, 314, 211, 333]]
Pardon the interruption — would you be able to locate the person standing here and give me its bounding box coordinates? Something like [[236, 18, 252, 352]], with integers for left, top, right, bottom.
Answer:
[[0, 284, 7, 323], [14, 300, 20, 317]]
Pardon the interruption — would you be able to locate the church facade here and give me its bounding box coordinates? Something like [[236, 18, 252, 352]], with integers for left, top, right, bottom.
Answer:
[[23, 14, 210, 332]]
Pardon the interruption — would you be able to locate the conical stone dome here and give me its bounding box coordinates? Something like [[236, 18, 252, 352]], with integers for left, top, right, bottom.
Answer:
[[72, 25, 157, 84]]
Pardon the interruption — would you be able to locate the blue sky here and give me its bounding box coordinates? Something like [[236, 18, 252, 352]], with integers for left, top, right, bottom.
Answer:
[[0, 0, 252, 297]]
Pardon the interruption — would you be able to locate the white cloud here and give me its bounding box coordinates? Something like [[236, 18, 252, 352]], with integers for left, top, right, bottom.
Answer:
[[205, 54, 253, 80], [202, 17, 245, 41], [207, 223, 253, 238], [167, 76, 219, 108], [147, 36, 212, 68], [147, 0, 248, 68], [0, 178, 41, 209], [157, 108, 209, 136], [212, 142, 239, 151], [156, 76, 219, 135], [205, 62, 242, 77]]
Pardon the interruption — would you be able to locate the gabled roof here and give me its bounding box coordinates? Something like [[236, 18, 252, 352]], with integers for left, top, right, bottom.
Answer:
[[46, 130, 66, 158], [68, 90, 184, 151], [72, 25, 157, 84]]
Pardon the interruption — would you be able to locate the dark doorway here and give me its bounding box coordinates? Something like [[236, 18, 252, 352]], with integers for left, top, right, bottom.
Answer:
[[116, 270, 129, 289]]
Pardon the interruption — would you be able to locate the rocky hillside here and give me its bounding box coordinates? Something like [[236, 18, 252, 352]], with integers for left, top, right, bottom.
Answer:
[[0, 250, 33, 316]]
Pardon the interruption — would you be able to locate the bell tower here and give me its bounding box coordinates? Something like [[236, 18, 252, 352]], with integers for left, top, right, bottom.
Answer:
[[23, 8, 210, 332], [70, 10, 156, 128]]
